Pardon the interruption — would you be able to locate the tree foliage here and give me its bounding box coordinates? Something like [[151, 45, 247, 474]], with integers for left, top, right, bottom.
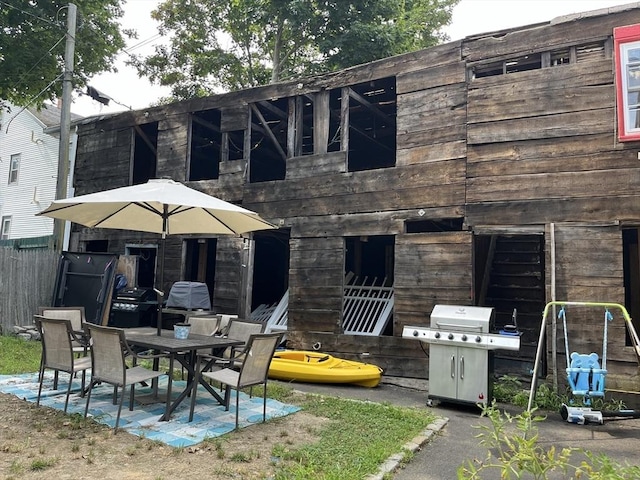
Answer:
[[0, 0, 129, 108], [132, 0, 459, 100]]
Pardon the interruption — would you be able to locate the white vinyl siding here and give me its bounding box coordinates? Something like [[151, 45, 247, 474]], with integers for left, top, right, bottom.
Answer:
[[0, 103, 72, 239]]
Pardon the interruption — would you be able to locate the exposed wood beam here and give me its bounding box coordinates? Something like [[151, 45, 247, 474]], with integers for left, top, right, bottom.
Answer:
[[350, 124, 394, 152], [348, 88, 393, 125], [250, 104, 287, 160], [133, 125, 157, 157], [192, 114, 221, 133], [257, 100, 287, 120]]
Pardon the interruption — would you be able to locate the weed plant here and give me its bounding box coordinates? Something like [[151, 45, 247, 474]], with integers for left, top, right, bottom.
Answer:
[[458, 403, 640, 479]]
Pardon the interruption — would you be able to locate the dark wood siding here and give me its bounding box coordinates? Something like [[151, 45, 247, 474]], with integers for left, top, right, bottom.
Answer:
[[71, 5, 640, 385]]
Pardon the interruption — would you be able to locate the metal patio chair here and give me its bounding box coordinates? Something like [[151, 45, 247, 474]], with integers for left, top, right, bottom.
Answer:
[[83, 323, 168, 433], [38, 306, 88, 356], [193, 332, 283, 429], [34, 315, 92, 413]]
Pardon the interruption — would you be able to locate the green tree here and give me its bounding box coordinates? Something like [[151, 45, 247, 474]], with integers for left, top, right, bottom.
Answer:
[[0, 0, 129, 108], [132, 0, 459, 100]]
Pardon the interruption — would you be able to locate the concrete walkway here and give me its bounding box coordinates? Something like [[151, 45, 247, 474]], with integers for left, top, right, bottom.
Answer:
[[273, 377, 640, 479]]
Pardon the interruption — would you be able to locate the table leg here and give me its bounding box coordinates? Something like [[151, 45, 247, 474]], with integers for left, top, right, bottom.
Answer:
[[159, 355, 174, 421]]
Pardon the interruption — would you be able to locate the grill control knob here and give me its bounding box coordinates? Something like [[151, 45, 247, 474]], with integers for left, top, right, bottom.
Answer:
[[413, 330, 419, 337], [461, 334, 467, 341], [434, 332, 440, 339], [448, 333, 454, 340], [475, 336, 482, 343]]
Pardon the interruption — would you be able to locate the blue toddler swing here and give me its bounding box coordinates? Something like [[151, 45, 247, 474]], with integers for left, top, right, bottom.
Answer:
[[559, 305, 640, 424], [527, 301, 640, 425], [560, 306, 609, 406]]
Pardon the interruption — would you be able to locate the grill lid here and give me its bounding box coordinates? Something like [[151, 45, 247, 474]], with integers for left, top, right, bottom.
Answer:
[[430, 305, 494, 332]]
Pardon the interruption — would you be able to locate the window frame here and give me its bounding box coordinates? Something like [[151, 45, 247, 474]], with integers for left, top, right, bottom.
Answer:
[[1, 216, 11, 240], [8, 153, 20, 184], [614, 24, 640, 142]]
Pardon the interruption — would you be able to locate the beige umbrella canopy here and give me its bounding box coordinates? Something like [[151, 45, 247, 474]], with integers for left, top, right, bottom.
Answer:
[[38, 178, 277, 333]]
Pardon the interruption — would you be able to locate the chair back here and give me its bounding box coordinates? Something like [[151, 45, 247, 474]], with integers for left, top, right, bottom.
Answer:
[[238, 333, 282, 388], [224, 319, 266, 360], [35, 316, 75, 371], [86, 324, 127, 386], [186, 314, 221, 336], [38, 306, 85, 332], [217, 314, 238, 335], [226, 319, 265, 343]]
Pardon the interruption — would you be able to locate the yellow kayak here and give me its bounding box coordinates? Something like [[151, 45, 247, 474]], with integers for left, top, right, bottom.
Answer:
[[268, 350, 383, 388]]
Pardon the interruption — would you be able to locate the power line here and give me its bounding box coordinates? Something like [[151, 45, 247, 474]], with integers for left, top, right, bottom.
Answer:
[[125, 33, 162, 54], [0, 0, 62, 28], [4, 73, 64, 134], [11, 34, 67, 92]]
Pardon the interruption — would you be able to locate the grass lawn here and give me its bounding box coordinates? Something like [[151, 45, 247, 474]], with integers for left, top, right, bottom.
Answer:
[[0, 333, 437, 480]]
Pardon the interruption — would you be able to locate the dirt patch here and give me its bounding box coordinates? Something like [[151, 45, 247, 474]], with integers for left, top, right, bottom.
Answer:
[[0, 392, 330, 480]]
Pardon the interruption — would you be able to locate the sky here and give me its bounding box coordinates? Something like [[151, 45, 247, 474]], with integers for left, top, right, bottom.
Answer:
[[70, 0, 635, 117]]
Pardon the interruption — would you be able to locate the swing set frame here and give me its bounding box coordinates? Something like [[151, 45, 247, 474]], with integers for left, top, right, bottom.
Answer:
[[527, 301, 640, 413]]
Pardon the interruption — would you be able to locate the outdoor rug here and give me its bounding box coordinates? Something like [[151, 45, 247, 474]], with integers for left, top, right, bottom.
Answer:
[[0, 372, 300, 447]]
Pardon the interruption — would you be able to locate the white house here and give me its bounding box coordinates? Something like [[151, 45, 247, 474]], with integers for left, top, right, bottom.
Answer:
[[0, 102, 79, 245]]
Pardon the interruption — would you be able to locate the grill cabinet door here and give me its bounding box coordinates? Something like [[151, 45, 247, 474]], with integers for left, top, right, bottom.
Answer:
[[456, 347, 489, 404], [428, 344, 458, 400]]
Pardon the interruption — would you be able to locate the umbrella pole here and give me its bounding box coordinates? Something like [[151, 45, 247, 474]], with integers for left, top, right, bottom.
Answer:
[[156, 234, 165, 335], [156, 206, 168, 336]]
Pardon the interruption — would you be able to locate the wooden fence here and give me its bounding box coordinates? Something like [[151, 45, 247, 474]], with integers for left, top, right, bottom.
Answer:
[[0, 248, 58, 333]]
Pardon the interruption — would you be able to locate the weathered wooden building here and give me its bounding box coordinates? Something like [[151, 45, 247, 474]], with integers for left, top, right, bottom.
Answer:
[[67, 3, 640, 393]]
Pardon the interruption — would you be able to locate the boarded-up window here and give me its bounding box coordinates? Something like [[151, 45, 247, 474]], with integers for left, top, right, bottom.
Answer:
[[395, 232, 472, 326]]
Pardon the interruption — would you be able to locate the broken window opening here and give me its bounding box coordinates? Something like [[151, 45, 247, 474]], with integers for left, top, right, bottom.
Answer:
[[472, 41, 606, 78], [328, 88, 342, 153], [346, 77, 397, 172], [505, 53, 541, 73], [226, 130, 245, 161], [344, 235, 395, 336], [405, 218, 464, 233], [299, 95, 315, 155], [189, 110, 221, 181], [623, 227, 640, 346], [85, 239, 109, 252], [550, 48, 571, 66], [184, 237, 217, 303], [125, 244, 157, 288], [251, 229, 290, 311], [345, 235, 395, 286], [249, 98, 288, 182], [132, 122, 158, 185]]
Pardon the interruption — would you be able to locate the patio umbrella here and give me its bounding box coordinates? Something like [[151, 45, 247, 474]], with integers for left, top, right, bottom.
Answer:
[[38, 178, 277, 334]]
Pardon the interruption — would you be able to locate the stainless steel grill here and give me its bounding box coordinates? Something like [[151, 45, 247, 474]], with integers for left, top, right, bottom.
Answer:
[[403, 305, 520, 406]]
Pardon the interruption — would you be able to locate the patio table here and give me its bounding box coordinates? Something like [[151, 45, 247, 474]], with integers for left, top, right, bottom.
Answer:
[[125, 328, 243, 422]]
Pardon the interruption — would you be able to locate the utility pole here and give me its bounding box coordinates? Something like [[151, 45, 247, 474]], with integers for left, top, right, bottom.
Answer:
[[53, 3, 76, 252]]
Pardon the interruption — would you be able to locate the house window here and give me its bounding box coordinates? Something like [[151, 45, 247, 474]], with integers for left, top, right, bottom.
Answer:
[[614, 24, 640, 142], [8, 153, 20, 184], [1, 216, 11, 239]]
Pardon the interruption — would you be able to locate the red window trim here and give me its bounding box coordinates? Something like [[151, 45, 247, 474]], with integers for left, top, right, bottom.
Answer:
[[614, 24, 640, 142]]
